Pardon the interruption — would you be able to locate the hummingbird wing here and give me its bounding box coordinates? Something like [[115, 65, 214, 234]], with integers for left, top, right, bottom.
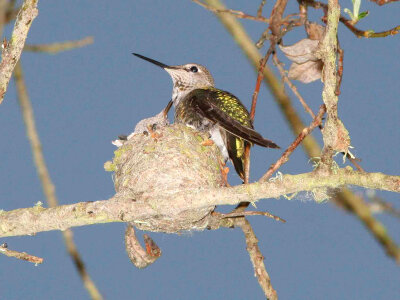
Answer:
[[189, 89, 280, 149]]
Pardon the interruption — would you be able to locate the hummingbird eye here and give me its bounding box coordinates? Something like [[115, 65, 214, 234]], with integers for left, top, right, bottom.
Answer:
[[190, 66, 198, 73]]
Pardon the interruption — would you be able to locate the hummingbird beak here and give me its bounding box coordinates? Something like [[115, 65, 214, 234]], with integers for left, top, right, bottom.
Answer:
[[133, 53, 177, 70]]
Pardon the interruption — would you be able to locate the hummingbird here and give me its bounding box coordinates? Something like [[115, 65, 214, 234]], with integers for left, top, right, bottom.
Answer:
[[133, 53, 279, 180]]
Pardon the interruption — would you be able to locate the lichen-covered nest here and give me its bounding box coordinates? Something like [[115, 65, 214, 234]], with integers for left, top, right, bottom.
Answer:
[[105, 124, 224, 233]]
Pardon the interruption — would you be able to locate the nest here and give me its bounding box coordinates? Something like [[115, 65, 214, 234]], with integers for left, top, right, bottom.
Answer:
[[105, 124, 224, 233]]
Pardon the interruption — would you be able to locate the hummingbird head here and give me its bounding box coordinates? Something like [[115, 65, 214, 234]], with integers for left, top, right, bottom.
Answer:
[[164, 63, 214, 90], [133, 53, 215, 104]]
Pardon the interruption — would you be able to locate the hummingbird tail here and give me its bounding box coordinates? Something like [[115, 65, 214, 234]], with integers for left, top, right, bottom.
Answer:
[[227, 135, 249, 181]]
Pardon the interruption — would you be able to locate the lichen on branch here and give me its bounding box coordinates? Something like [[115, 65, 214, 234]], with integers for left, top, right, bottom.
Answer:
[[0, 0, 38, 104]]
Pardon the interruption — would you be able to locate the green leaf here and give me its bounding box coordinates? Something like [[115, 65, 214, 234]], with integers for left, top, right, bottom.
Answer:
[[358, 11, 369, 20]]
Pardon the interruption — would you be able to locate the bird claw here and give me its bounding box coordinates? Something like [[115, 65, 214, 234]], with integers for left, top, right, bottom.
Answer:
[[201, 139, 214, 146], [218, 160, 230, 187]]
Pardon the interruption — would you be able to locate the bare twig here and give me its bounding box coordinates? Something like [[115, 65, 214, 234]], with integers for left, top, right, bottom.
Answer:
[[236, 218, 278, 300], [192, 0, 269, 22], [345, 153, 365, 172], [269, 0, 288, 37], [257, 0, 267, 18], [250, 49, 275, 121], [14, 63, 58, 209], [255, 28, 270, 49], [369, 0, 400, 5], [336, 40, 344, 95], [241, 0, 286, 203], [0, 0, 8, 39], [339, 18, 399, 38], [24, 36, 94, 54], [0, 0, 18, 37], [368, 194, 400, 219], [0, 0, 38, 104], [272, 53, 318, 122], [308, 0, 400, 38], [335, 190, 400, 264], [0, 243, 43, 264], [260, 105, 326, 182], [13, 62, 103, 300], [298, 1, 308, 25], [243, 47, 275, 185], [221, 210, 286, 223]]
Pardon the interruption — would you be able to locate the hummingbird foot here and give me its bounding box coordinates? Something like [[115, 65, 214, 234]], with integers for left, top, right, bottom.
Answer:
[[218, 159, 230, 187], [201, 139, 214, 146]]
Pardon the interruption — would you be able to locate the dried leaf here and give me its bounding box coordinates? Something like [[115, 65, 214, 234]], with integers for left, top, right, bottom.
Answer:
[[306, 22, 325, 40], [288, 60, 323, 83], [279, 39, 320, 64]]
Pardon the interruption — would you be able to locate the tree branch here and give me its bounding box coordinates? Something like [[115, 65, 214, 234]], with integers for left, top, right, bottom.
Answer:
[[236, 218, 277, 300], [0, 168, 398, 238], [0, 0, 38, 104], [334, 190, 400, 263], [316, 0, 351, 170]]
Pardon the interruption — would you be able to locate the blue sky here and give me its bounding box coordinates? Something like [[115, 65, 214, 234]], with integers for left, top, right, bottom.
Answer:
[[0, 1, 399, 299]]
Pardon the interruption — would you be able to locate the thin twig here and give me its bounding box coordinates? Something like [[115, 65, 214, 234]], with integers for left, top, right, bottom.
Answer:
[[24, 36, 94, 54], [236, 218, 278, 300], [369, 0, 400, 5], [336, 40, 344, 95], [0, 0, 8, 39], [308, 0, 400, 38], [243, 47, 275, 185], [298, 1, 308, 25], [0, 0, 18, 37], [345, 153, 365, 172], [0, 0, 38, 104], [260, 105, 326, 182], [250, 49, 275, 121], [4, 5, 19, 24], [255, 28, 270, 49], [243, 0, 286, 195], [368, 194, 400, 219], [221, 210, 286, 223], [257, 0, 267, 18], [335, 190, 400, 264], [192, 0, 269, 23], [13, 62, 103, 300], [272, 53, 319, 122], [0, 243, 43, 264], [340, 18, 399, 38], [269, 0, 289, 37]]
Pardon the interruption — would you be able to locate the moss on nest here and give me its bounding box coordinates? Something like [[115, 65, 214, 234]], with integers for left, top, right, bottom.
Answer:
[[105, 124, 224, 233]]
